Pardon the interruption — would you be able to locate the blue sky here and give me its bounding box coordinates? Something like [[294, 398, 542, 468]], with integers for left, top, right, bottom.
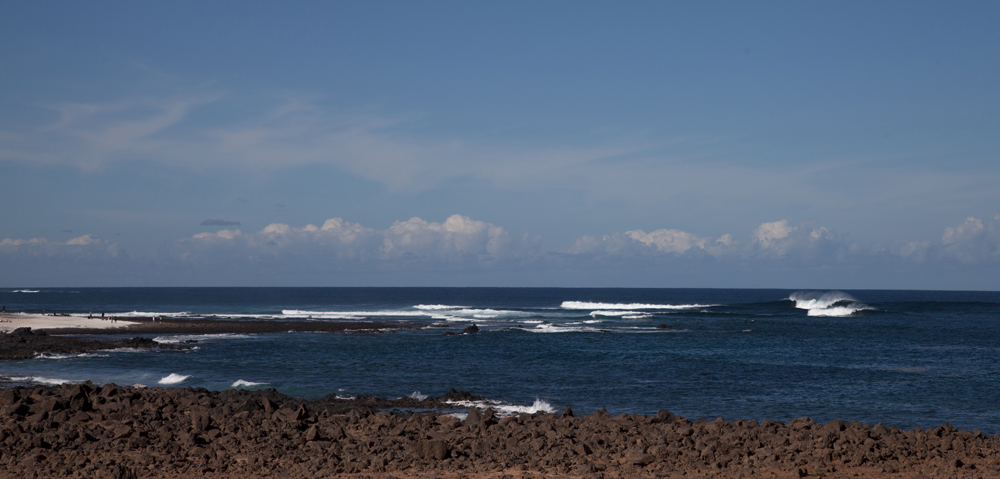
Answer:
[[2, 1, 999, 289]]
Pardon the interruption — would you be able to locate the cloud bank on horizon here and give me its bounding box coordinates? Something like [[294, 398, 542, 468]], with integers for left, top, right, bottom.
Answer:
[[1, 3, 998, 289], [2, 213, 998, 289]]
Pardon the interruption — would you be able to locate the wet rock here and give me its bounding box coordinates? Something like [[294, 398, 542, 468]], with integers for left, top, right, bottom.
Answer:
[[461, 324, 480, 334]]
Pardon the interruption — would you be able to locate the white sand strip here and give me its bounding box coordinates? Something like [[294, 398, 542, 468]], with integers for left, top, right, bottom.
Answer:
[[0, 313, 137, 332]]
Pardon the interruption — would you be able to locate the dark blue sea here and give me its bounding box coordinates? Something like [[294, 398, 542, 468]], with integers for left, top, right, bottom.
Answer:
[[2, 288, 1000, 433]]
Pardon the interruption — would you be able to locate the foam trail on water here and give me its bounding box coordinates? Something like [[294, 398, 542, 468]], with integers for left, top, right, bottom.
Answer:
[[232, 379, 267, 388], [528, 323, 602, 333], [563, 301, 714, 310], [35, 352, 109, 360], [154, 333, 251, 344], [445, 398, 556, 418], [158, 373, 191, 385], [413, 304, 468, 310], [11, 376, 74, 385], [111, 311, 192, 318], [808, 306, 872, 317]]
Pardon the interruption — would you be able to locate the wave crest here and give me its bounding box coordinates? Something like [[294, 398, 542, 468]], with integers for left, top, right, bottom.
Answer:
[[158, 373, 191, 385], [232, 379, 267, 388], [444, 398, 556, 417], [562, 301, 714, 310], [790, 291, 873, 317]]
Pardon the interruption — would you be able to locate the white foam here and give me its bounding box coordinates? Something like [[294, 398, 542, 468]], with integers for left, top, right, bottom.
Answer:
[[790, 291, 872, 317], [158, 373, 191, 385], [445, 398, 556, 417], [789, 291, 856, 310], [622, 314, 654, 319], [35, 352, 109, 360], [12, 289, 39, 293], [10, 376, 74, 385], [281, 309, 425, 319], [807, 306, 872, 317], [113, 311, 192, 318], [101, 347, 159, 353], [528, 323, 602, 333], [563, 301, 714, 310], [431, 308, 534, 321], [232, 379, 267, 388], [413, 304, 468, 310], [153, 333, 252, 344], [408, 391, 429, 401], [589, 310, 633, 317]]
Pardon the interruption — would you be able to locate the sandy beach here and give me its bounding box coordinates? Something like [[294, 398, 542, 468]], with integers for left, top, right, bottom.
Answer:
[[0, 313, 137, 333]]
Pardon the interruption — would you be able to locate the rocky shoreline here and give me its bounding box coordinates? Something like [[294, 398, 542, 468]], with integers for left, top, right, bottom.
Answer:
[[0, 328, 190, 361], [41, 317, 414, 335], [1, 384, 998, 478]]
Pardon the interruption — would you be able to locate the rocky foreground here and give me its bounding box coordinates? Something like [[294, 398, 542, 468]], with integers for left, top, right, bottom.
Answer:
[[1, 384, 999, 479]]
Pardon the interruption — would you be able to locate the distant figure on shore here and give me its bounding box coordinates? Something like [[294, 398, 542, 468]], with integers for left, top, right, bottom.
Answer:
[[89, 312, 92, 319], [101, 312, 105, 320]]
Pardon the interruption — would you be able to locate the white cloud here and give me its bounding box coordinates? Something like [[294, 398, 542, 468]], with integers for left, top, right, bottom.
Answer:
[[568, 220, 849, 264], [171, 214, 537, 268], [3, 212, 1000, 288], [0, 235, 122, 259], [940, 214, 1000, 264]]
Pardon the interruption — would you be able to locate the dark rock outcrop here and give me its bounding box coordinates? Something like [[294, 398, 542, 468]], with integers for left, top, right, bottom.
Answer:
[[0, 383, 997, 478], [0, 328, 188, 360]]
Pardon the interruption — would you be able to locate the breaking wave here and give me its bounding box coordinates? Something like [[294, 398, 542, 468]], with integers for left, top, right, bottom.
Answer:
[[444, 398, 556, 418], [10, 376, 74, 385], [413, 304, 468, 310], [231, 379, 267, 388], [808, 306, 872, 317], [408, 391, 429, 401], [158, 373, 191, 385], [790, 291, 873, 317], [562, 301, 714, 310]]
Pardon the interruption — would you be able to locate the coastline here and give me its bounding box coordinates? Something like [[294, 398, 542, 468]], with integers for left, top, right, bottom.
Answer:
[[1, 383, 997, 479], [0, 313, 138, 333], [0, 313, 414, 335]]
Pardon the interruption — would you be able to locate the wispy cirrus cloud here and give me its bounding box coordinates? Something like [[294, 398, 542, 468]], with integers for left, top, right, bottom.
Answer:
[[1, 93, 644, 191], [200, 219, 241, 227]]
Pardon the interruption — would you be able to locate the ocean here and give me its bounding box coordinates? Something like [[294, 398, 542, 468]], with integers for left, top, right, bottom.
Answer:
[[2, 287, 999, 434]]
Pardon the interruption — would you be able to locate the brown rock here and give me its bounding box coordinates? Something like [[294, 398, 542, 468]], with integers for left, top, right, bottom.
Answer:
[[630, 453, 655, 466], [425, 440, 450, 460]]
